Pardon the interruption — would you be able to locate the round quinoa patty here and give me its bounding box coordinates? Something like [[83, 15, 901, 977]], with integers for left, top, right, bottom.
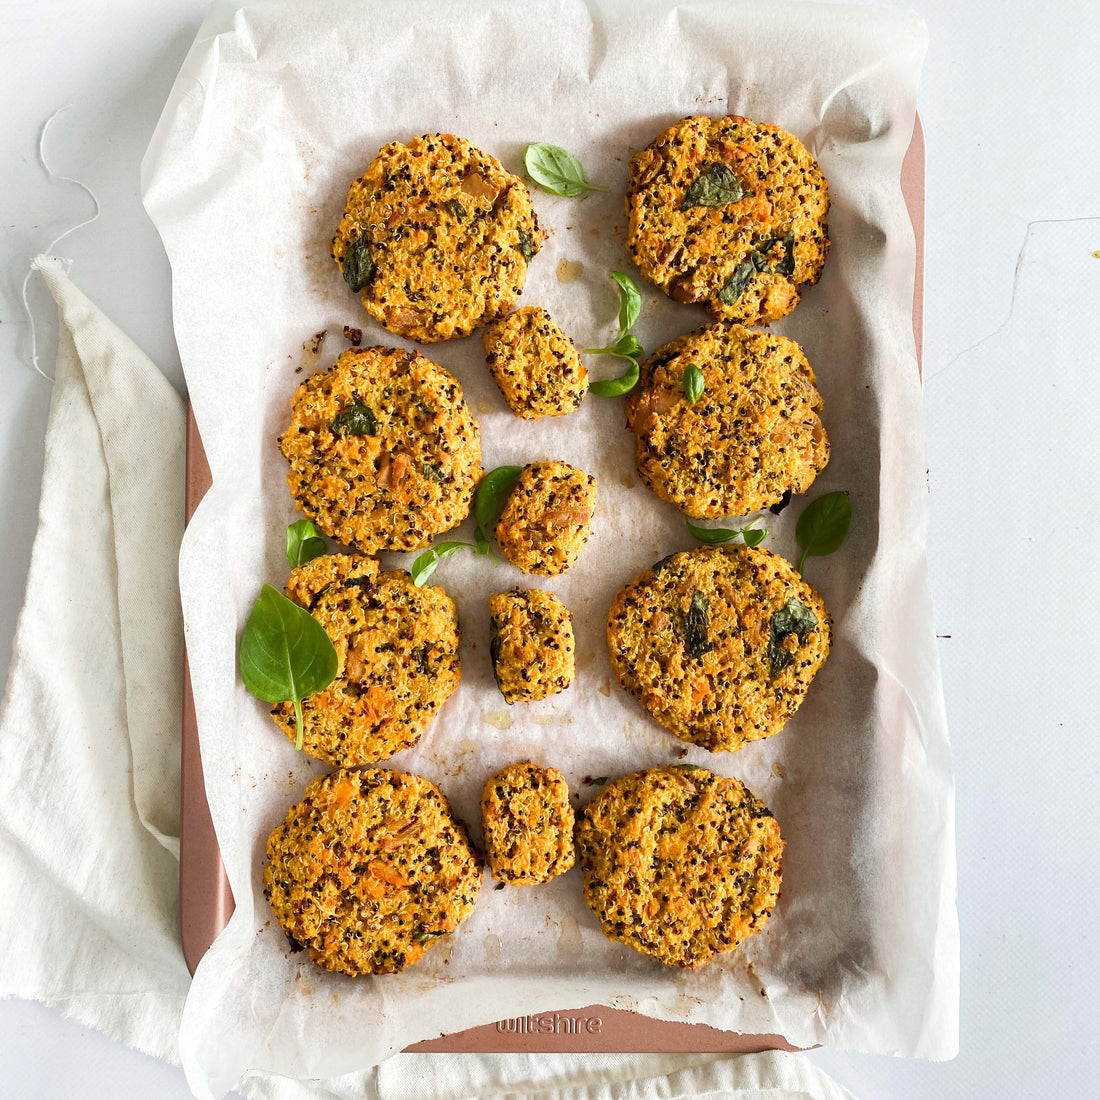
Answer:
[[333, 133, 541, 343], [625, 321, 828, 518], [273, 554, 461, 766], [278, 346, 482, 553], [480, 763, 575, 885], [606, 546, 830, 753], [626, 115, 829, 325], [264, 767, 482, 975], [575, 766, 783, 968]]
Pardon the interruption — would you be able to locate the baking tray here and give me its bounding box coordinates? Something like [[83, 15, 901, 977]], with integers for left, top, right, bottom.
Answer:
[[179, 114, 925, 1054]]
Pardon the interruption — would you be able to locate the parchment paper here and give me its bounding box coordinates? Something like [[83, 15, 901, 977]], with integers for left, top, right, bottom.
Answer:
[[142, 2, 956, 1095]]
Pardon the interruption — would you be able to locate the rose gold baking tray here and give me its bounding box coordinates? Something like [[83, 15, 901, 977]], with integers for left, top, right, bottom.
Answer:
[[179, 115, 925, 1054]]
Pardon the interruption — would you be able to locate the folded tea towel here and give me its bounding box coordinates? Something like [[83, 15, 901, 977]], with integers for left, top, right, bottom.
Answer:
[[0, 256, 190, 1061], [0, 260, 854, 1100]]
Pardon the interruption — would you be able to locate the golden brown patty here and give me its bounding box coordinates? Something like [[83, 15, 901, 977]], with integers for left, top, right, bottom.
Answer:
[[606, 546, 830, 752], [575, 766, 783, 968], [481, 307, 587, 419], [272, 555, 461, 766], [285, 552, 378, 608], [278, 347, 482, 553], [480, 763, 575, 885], [626, 116, 829, 325], [489, 589, 575, 704], [263, 767, 482, 975], [495, 461, 597, 576], [625, 322, 828, 518], [333, 133, 541, 343]]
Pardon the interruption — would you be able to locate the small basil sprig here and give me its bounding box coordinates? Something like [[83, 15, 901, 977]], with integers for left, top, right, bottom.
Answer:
[[586, 273, 644, 397], [587, 360, 640, 398], [286, 519, 326, 569], [474, 465, 523, 554], [795, 490, 852, 573], [611, 270, 641, 331], [682, 363, 704, 404], [523, 143, 608, 197], [585, 332, 642, 363], [410, 541, 474, 586], [239, 585, 339, 751], [685, 517, 769, 548]]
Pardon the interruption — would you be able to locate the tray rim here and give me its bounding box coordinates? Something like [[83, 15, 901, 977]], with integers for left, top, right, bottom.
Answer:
[[179, 111, 926, 1055]]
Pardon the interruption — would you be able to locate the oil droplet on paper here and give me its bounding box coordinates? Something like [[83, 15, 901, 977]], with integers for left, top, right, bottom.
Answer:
[[557, 914, 583, 957], [556, 258, 584, 283], [477, 399, 495, 414], [484, 933, 502, 962], [771, 762, 786, 779], [482, 710, 513, 730]]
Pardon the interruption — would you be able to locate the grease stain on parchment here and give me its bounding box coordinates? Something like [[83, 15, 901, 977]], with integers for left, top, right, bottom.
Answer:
[[556, 258, 584, 283], [556, 914, 583, 958]]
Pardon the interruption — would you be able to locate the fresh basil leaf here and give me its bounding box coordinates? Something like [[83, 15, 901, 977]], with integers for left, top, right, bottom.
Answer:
[[584, 332, 643, 362], [768, 597, 819, 677], [717, 261, 756, 305], [683, 363, 704, 404], [741, 524, 769, 548], [330, 403, 377, 436], [518, 228, 535, 264], [795, 490, 852, 573], [410, 541, 473, 586], [239, 584, 339, 751], [523, 143, 608, 197], [685, 518, 739, 545], [342, 237, 375, 293], [475, 465, 523, 535], [610, 271, 642, 332], [286, 519, 326, 569], [680, 163, 746, 209], [683, 590, 715, 659], [685, 517, 768, 547], [587, 360, 640, 397], [445, 198, 467, 220], [474, 526, 493, 558]]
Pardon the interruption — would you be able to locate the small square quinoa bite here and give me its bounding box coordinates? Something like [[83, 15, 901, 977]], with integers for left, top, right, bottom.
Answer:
[[481, 307, 587, 419], [481, 763, 575, 885], [489, 589, 575, 704], [494, 461, 597, 576]]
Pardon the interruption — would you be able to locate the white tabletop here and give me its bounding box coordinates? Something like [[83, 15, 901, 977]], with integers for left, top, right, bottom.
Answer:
[[2, 0, 1097, 1096]]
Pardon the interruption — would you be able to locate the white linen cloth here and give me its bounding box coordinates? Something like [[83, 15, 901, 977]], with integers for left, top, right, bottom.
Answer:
[[0, 256, 190, 1061], [0, 260, 856, 1100]]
